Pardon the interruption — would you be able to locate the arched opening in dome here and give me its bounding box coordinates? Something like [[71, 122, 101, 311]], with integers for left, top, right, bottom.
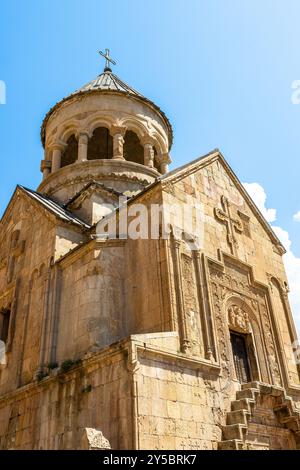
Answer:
[[153, 146, 160, 172], [123, 130, 144, 165], [61, 135, 78, 168], [87, 127, 113, 160]]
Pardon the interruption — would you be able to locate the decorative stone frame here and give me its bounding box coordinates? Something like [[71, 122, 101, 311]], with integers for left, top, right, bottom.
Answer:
[[208, 253, 284, 388], [225, 296, 261, 383], [169, 231, 218, 361]]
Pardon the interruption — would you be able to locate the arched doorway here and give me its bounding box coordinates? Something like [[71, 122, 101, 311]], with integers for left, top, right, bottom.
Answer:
[[230, 331, 251, 383], [227, 301, 261, 384]]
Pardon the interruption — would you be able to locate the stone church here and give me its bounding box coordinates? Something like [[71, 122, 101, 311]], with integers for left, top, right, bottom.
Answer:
[[0, 51, 300, 450]]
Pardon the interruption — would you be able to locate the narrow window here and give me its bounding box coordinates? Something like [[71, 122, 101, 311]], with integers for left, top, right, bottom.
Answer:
[[0, 309, 11, 343]]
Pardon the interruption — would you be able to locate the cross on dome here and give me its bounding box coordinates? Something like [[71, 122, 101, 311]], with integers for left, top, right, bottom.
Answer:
[[99, 48, 116, 72]]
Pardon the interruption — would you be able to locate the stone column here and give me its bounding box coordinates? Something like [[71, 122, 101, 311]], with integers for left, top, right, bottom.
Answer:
[[172, 236, 190, 353], [51, 144, 64, 173], [143, 143, 155, 168], [77, 132, 89, 162], [193, 250, 214, 361], [40, 159, 51, 180], [111, 126, 126, 160], [160, 153, 172, 175], [40, 149, 52, 179]]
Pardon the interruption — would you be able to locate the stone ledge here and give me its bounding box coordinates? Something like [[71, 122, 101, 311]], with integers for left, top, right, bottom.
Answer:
[[0, 332, 221, 407]]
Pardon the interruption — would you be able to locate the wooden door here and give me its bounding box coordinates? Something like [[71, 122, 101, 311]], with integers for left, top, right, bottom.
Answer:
[[230, 332, 251, 383]]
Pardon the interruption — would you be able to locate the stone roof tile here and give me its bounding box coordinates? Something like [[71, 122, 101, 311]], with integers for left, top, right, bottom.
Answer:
[[18, 185, 91, 229]]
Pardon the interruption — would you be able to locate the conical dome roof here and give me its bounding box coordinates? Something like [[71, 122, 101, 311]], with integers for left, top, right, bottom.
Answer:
[[77, 70, 144, 97], [41, 70, 173, 148]]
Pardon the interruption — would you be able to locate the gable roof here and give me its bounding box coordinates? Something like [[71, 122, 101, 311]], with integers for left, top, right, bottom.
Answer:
[[1, 151, 285, 254], [159, 149, 285, 253], [159, 148, 220, 183], [0, 185, 91, 230], [98, 149, 283, 253], [64, 180, 123, 210]]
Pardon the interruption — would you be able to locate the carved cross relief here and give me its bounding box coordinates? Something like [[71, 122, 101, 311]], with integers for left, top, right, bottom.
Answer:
[[215, 195, 243, 256]]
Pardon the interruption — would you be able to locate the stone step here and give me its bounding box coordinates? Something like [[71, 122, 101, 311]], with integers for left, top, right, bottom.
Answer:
[[282, 416, 299, 432], [231, 398, 255, 412], [242, 382, 285, 398], [259, 383, 276, 395], [218, 439, 243, 450], [269, 386, 285, 397], [222, 424, 247, 441], [258, 383, 285, 398], [227, 409, 250, 425], [241, 381, 260, 391], [236, 388, 258, 400]]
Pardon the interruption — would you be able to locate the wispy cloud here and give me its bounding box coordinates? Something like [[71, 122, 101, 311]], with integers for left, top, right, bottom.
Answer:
[[272, 225, 300, 335], [293, 211, 300, 222], [243, 182, 277, 223]]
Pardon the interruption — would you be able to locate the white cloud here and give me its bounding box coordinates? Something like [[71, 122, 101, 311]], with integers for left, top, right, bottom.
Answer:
[[243, 182, 300, 336], [243, 182, 277, 223], [272, 226, 300, 335], [293, 211, 300, 222]]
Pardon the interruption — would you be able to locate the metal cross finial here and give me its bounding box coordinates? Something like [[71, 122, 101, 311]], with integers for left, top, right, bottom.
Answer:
[[99, 49, 116, 72]]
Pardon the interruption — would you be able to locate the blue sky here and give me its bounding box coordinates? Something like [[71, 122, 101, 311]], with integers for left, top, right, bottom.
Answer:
[[0, 1, 300, 326]]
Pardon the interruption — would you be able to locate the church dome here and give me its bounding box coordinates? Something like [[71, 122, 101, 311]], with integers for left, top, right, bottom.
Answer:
[[41, 69, 173, 149], [38, 52, 173, 204]]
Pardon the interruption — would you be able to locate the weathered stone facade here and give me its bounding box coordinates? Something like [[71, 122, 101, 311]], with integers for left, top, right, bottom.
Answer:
[[0, 64, 300, 450]]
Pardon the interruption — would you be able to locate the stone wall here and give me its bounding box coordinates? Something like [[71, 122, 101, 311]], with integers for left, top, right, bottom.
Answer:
[[136, 356, 224, 449], [0, 194, 57, 394], [0, 347, 132, 449], [246, 393, 297, 450]]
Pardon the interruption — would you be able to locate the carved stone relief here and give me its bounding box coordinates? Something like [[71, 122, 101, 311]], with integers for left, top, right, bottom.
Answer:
[[227, 305, 251, 333], [181, 253, 203, 357], [209, 260, 282, 386], [214, 196, 243, 256]]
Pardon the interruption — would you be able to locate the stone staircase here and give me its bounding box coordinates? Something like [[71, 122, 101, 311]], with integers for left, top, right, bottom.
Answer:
[[218, 382, 300, 450]]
